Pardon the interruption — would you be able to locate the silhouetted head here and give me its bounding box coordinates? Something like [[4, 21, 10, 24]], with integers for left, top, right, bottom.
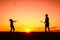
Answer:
[[9, 19, 12, 21], [45, 14, 48, 17]]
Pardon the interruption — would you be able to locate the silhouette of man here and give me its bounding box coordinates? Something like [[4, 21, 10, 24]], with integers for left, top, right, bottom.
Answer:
[[45, 14, 50, 32], [9, 19, 16, 32]]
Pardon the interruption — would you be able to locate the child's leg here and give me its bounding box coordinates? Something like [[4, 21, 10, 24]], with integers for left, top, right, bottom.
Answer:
[[10, 27, 12, 32], [13, 27, 15, 32]]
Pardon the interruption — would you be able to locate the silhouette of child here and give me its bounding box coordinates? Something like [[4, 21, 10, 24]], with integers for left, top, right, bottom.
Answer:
[[9, 19, 16, 32]]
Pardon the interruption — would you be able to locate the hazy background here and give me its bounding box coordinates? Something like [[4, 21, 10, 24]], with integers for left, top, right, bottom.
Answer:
[[0, 0, 60, 32]]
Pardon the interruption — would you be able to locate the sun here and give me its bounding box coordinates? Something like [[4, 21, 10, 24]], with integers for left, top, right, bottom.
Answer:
[[25, 29, 31, 32], [24, 27, 32, 32], [26, 29, 30, 33]]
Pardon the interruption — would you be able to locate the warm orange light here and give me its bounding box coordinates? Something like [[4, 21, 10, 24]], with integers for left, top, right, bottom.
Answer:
[[0, 0, 60, 32], [25, 29, 32, 35], [23, 26, 32, 32], [26, 29, 30, 33]]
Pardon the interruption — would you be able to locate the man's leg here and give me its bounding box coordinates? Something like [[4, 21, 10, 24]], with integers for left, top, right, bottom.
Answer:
[[48, 26, 50, 32], [45, 27, 46, 32]]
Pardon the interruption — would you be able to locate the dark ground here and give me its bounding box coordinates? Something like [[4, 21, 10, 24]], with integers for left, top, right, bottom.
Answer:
[[0, 32, 60, 40]]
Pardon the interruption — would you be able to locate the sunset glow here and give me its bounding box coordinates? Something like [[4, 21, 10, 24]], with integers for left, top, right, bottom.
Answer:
[[0, 0, 60, 32]]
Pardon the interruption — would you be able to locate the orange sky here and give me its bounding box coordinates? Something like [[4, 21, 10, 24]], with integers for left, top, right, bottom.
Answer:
[[0, 0, 60, 32]]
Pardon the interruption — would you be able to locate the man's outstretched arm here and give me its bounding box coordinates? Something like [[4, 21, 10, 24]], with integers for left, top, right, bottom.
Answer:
[[13, 20, 17, 22]]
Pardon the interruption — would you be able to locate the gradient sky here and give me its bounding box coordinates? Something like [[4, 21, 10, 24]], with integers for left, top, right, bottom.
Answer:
[[0, 0, 60, 32]]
